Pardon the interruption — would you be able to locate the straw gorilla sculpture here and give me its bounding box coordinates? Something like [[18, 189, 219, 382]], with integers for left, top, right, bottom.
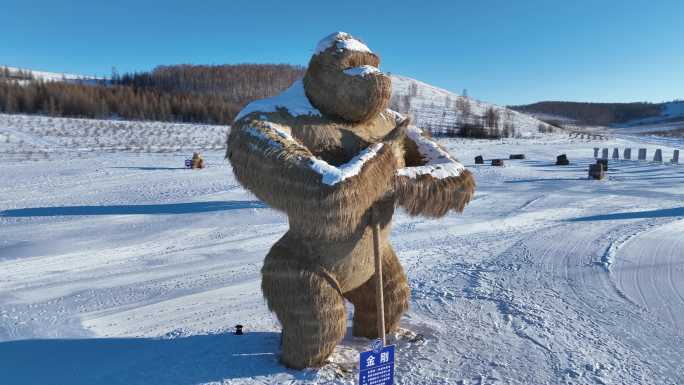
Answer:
[[227, 32, 475, 369]]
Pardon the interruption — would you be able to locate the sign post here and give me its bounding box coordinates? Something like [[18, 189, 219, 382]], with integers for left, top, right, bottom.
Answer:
[[371, 205, 386, 346], [363, 205, 394, 384], [359, 340, 395, 385]]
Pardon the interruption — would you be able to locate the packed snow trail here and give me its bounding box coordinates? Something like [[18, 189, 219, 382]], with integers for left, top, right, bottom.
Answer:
[[1, 114, 683, 384], [611, 220, 684, 329]]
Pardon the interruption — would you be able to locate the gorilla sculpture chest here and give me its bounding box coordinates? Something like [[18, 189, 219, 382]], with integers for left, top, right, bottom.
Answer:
[[227, 32, 475, 369]]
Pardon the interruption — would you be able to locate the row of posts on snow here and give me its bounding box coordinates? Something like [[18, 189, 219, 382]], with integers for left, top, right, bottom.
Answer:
[[471, 146, 679, 181], [589, 147, 680, 180], [474, 152, 569, 167]]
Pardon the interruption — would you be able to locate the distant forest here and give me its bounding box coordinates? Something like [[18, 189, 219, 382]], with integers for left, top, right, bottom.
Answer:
[[0, 64, 305, 125], [510, 101, 663, 126]]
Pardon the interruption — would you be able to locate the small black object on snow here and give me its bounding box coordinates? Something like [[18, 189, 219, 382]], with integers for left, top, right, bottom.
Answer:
[[235, 324, 244, 335], [474, 155, 484, 164], [596, 158, 608, 171], [556, 154, 569, 166], [509, 154, 525, 160], [589, 163, 605, 180]]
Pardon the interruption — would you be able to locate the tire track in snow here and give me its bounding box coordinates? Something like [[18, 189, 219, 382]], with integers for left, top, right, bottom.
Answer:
[[612, 220, 684, 330], [483, 219, 682, 383]]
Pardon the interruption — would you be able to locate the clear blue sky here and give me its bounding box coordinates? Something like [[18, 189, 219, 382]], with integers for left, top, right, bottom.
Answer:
[[2, 0, 682, 105]]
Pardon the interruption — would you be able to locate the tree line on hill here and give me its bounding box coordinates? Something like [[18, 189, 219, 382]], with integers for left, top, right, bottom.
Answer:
[[509, 101, 663, 126], [2, 63, 557, 139], [0, 64, 305, 125], [0, 67, 34, 81]]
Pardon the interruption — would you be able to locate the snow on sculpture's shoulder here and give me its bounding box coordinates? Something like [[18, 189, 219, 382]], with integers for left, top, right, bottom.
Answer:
[[314, 32, 372, 55], [309, 143, 384, 186], [234, 80, 321, 122], [244, 122, 297, 151], [397, 126, 465, 179], [239, 113, 384, 187], [343, 65, 380, 77]]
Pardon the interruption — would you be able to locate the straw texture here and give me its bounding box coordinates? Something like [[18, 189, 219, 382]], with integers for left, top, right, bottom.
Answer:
[[228, 111, 405, 240], [395, 131, 476, 217], [225, 32, 475, 369], [395, 170, 475, 217], [304, 34, 391, 123], [344, 245, 410, 338], [261, 238, 347, 369]]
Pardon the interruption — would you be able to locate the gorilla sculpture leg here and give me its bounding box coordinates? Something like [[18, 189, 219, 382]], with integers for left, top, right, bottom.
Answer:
[[261, 242, 347, 369], [344, 246, 410, 338]]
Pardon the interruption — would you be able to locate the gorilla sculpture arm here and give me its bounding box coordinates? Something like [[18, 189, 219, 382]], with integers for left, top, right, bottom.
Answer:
[[395, 125, 475, 217], [227, 116, 405, 240]]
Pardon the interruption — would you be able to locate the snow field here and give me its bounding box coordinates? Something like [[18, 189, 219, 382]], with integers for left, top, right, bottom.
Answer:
[[0, 114, 227, 163], [0, 115, 683, 384]]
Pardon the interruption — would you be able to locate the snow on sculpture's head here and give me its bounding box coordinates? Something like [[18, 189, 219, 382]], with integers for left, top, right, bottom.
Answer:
[[303, 32, 392, 123]]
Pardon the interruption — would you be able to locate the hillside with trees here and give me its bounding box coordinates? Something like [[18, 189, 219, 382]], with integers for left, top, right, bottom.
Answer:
[[390, 74, 554, 139], [0, 64, 305, 125], [2, 64, 555, 139], [509, 101, 663, 126]]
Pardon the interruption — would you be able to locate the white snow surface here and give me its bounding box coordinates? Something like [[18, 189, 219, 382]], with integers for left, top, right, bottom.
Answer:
[[234, 80, 321, 122], [1, 113, 684, 384], [309, 143, 384, 186], [397, 126, 465, 179], [0, 114, 226, 160], [343, 65, 380, 77], [314, 32, 372, 55]]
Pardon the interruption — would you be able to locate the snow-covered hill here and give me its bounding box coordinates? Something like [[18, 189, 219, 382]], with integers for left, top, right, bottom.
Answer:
[[390, 74, 556, 137]]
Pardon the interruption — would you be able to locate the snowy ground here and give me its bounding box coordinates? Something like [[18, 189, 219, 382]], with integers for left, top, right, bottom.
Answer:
[[0, 114, 226, 162], [1, 114, 683, 385]]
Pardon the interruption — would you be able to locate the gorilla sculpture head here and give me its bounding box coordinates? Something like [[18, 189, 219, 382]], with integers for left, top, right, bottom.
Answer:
[[303, 32, 392, 123]]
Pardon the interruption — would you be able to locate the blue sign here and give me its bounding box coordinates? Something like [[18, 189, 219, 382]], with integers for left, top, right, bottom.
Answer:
[[359, 344, 394, 385], [185, 159, 192, 168]]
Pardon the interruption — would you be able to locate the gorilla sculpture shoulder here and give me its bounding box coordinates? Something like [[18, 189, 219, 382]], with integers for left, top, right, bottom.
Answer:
[[227, 32, 475, 369]]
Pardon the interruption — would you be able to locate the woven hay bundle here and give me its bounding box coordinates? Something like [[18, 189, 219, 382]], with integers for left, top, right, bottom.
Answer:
[[343, 245, 409, 338], [191, 152, 204, 169], [228, 111, 403, 241], [226, 32, 475, 369], [395, 170, 475, 217], [393, 126, 476, 217], [261, 237, 347, 369], [303, 34, 391, 123]]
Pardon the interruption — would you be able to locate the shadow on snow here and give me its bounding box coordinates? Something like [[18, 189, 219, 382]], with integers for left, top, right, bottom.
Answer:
[[0, 332, 303, 385], [0, 201, 267, 217], [569, 207, 684, 221], [110, 166, 189, 170]]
